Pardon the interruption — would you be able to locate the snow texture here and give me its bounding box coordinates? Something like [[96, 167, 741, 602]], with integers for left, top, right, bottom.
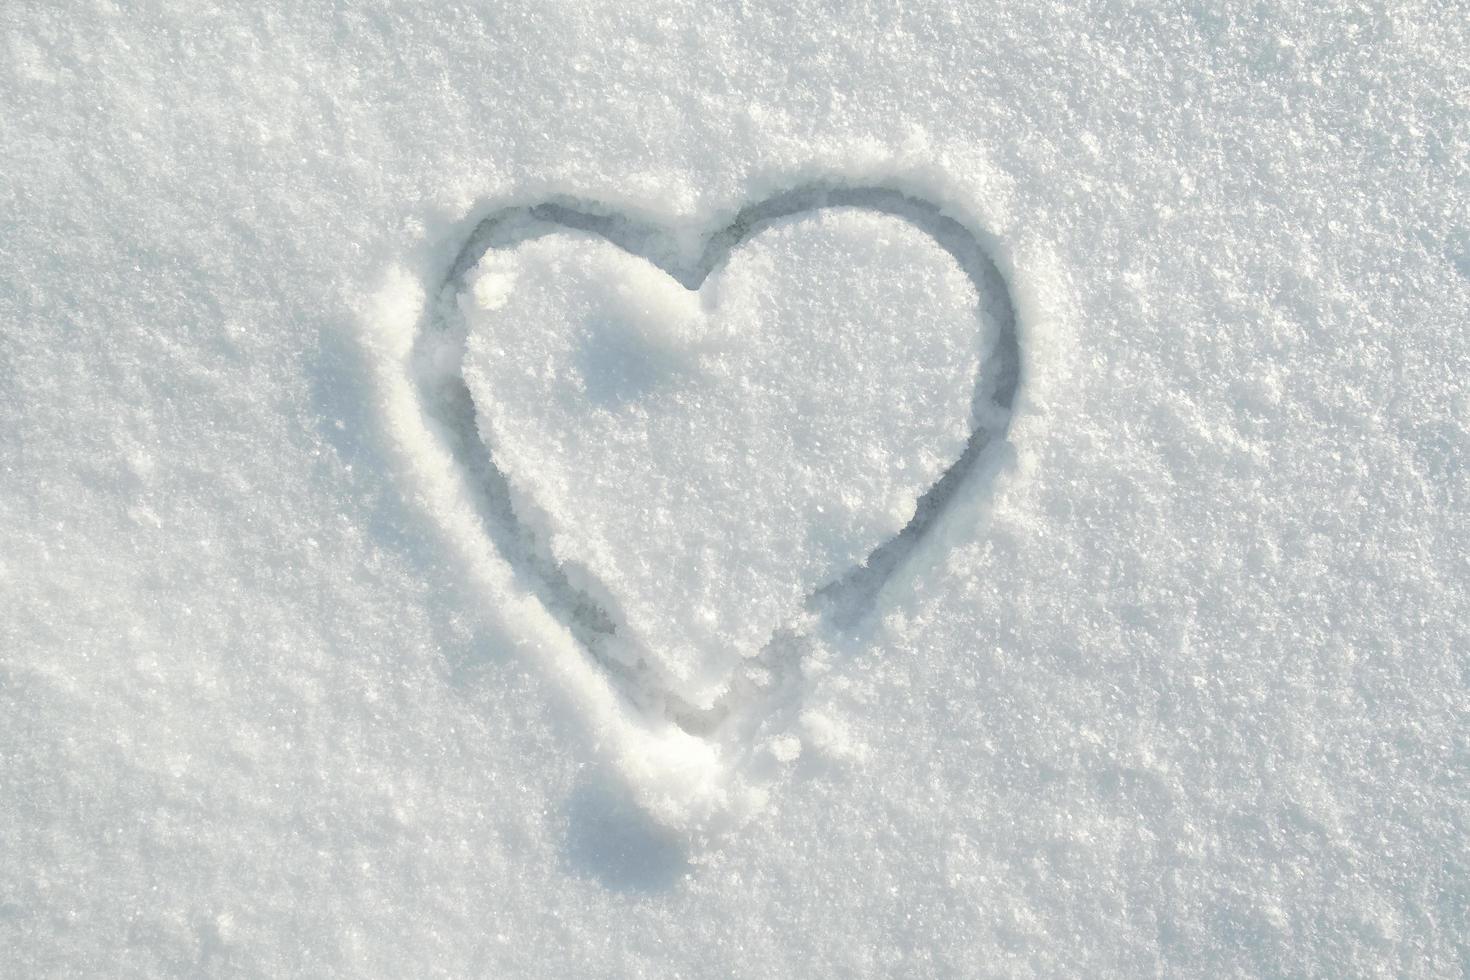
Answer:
[[2, 0, 1468, 976]]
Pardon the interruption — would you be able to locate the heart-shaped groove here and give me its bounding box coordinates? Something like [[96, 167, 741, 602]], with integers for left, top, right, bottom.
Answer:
[[414, 183, 1019, 739]]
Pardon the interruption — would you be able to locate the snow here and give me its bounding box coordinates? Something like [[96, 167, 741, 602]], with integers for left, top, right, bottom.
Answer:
[[3, 1, 1468, 976]]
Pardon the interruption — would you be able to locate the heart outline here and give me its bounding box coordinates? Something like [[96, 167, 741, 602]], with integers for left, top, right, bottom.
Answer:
[[413, 182, 1020, 740]]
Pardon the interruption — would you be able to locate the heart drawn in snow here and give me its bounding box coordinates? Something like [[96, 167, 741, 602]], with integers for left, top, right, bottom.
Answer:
[[417, 185, 1019, 737]]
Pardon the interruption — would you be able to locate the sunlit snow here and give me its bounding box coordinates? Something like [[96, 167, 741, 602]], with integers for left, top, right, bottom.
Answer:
[[3, 2, 1466, 976]]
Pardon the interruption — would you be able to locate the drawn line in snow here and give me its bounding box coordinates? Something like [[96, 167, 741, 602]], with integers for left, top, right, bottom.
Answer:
[[412, 182, 1019, 740]]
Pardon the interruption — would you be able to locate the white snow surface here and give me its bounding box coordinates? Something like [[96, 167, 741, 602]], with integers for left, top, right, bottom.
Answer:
[[3, 1, 1468, 977]]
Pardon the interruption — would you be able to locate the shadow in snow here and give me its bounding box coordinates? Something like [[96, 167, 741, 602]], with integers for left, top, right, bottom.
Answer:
[[564, 773, 690, 893]]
